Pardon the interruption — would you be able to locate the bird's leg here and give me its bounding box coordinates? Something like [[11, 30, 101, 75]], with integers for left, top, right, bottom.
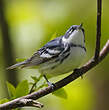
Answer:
[[43, 75, 55, 89]]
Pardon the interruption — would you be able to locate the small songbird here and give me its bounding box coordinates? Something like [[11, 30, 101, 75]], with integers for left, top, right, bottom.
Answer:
[[7, 24, 86, 86]]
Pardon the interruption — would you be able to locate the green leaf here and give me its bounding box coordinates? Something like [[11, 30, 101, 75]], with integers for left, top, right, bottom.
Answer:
[[31, 74, 42, 82], [16, 58, 26, 63], [0, 98, 9, 104], [31, 76, 38, 82], [6, 81, 16, 98], [52, 88, 68, 99], [15, 80, 29, 98]]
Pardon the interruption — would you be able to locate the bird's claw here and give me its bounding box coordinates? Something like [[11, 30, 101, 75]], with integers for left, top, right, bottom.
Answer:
[[47, 81, 56, 90]]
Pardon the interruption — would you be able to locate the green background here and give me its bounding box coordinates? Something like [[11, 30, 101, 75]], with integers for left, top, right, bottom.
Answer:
[[0, 0, 109, 110]]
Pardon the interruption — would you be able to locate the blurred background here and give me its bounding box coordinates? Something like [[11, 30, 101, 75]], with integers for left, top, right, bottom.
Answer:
[[0, 0, 109, 110]]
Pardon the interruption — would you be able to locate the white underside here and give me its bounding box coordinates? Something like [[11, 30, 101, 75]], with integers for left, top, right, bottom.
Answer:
[[38, 47, 86, 76]]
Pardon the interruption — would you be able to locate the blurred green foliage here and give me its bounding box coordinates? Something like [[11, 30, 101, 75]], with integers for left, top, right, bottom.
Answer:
[[52, 88, 68, 99], [0, 0, 109, 110], [2, 80, 29, 100], [6, 81, 16, 98]]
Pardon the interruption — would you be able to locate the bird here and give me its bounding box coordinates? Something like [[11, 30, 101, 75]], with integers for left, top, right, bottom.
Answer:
[[7, 24, 86, 87]]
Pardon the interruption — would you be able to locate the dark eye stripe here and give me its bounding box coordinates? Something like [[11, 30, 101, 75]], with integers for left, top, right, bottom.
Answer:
[[64, 29, 74, 38], [69, 29, 74, 34]]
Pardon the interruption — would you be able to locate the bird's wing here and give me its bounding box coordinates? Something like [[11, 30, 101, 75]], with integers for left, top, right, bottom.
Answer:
[[24, 37, 65, 67]]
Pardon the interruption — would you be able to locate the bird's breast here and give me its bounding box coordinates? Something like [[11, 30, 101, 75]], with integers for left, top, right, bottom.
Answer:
[[38, 47, 86, 76]]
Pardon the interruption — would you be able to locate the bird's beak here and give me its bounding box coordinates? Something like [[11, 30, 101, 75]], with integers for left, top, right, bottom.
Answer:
[[78, 23, 83, 30]]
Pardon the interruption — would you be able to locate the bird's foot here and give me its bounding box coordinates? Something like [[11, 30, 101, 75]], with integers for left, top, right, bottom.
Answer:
[[43, 75, 55, 90], [47, 81, 56, 90]]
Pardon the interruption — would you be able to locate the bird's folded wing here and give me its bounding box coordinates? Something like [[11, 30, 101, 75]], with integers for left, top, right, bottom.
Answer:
[[25, 37, 64, 66]]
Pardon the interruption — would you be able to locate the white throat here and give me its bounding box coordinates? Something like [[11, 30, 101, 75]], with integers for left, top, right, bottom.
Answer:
[[62, 30, 85, 46]]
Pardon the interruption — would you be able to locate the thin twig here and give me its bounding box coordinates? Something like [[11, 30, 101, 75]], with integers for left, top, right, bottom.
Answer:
[[29, 82, 37, 94], [94, 0, 102, 60]]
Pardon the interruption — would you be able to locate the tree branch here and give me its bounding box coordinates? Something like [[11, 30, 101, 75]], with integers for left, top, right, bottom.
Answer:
[[16, 99, 43, 108], [0, 0, 108, 110], [94, 0, 102, 60]]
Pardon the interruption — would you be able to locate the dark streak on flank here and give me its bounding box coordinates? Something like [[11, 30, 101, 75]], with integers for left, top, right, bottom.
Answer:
[[60, 53, 70, 64]]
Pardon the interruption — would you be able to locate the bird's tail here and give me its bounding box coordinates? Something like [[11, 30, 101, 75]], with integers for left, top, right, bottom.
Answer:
[[7, 61, 27, 70]]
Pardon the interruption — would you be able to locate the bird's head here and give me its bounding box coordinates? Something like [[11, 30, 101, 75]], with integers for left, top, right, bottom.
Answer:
[[62, 24, 85, 46]]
